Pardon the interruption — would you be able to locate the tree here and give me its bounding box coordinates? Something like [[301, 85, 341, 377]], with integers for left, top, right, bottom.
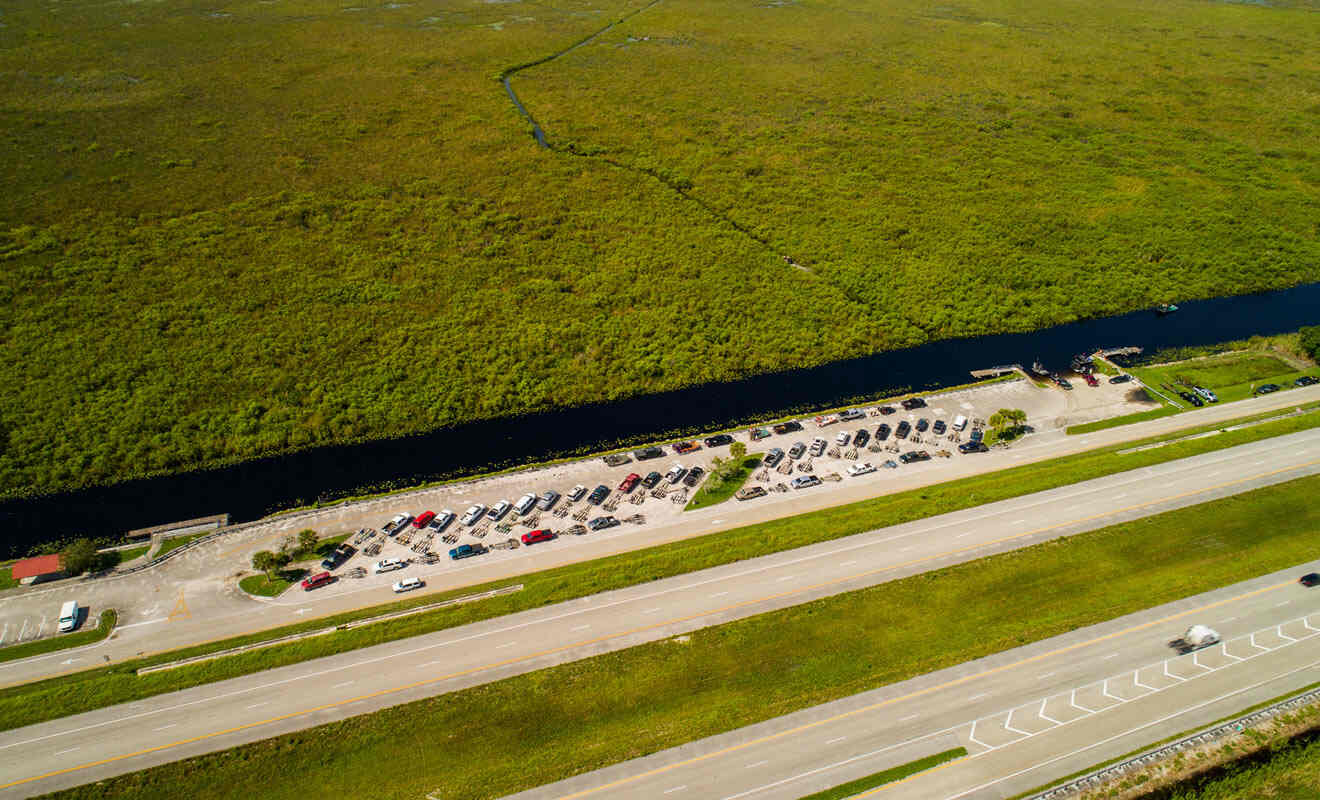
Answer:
[[61, 538, 97, 576], [252, 550, 280, 583], [297, 529, 319, 553], [1300, 326, 1320, 362], [986, 408, 1028, 445], [729, 441, 747, 461]]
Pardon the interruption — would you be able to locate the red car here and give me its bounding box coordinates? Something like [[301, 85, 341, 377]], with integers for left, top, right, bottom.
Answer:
[[618, 473, 642, 493], [301, 571, 333, 591], [1083, 373, 1099, 387], [521, 529, 557, 546], [413, 510, 436, 528]]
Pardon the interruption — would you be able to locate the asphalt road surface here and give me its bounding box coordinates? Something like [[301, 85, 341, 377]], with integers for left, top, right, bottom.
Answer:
[[0, 428, 1316, 798]]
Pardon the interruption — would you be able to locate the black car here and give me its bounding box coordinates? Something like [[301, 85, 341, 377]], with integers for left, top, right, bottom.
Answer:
[[878, 406, 896, 415], [969, 428, 984, 443], [958, 442, 988, 454], [1255, 383, 1281, 395], [853, 429, 871, 448], [915, 418, 929, 433], [895, 421, 911, 439], [1295, 376, 1319, 387], [1179, 391, 1204, 407], [875, 424, 891, 441], [682, 466, 706, 488], [899, 450, 931, 464], [634, 446, 665, 461], [1109, 374, 1133, 384], [704, 434, 734, 448], [932, 420, 946, 435], [900, 397, 926, 410], [588, 516, 620, 531], [642, 471, 663, 489], [788, 441, 806, 459], [1299, 572, 1320, 587], [764, 447, 785, 467], [772, 421, 803, 435], [587, 484, 610, 505], [320, 543, 356, 571]]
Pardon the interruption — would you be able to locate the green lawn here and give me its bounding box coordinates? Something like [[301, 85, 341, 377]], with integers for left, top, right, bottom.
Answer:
[[1136, 729, 1320, 800], [0, 564, 16, 591], [153, 533, 209, 559], [1132, 354, 1312, 406], [800, 748, 968, 800], [686, 454, 762, 510], [0, 611, 117, 666], [237, 571, 308, 598], [285, 533, 352, 563], [41, 473, 1320, 800], [2, 401, 1318, 733]]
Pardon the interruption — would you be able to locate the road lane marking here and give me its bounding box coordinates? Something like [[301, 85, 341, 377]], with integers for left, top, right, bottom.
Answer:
[[900, 713, 919, 722], [571, 625, 591, 632], [663, 786, 685, 794], [53, 748, 79, 756], [153, 725, 177, 732], [826, 736, 846, 744], [496, 642, 516, 649], [1103, 653, 1119, 660], [331, 681, 354, 689], [745, 760, 768, 769]]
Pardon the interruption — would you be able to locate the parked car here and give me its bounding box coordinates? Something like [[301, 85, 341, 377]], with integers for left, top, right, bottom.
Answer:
[[838, 408, 866, 421], [448, 544, 487, 560], [773, 420, 804, 435], [320, 544, 355, 571], [932, 420, 946, 435], [413, 511, 436, 529], [1295, 376, 1319, 387], [1179, 391, 1204, 408], [536, 490, 561, 511], [788, 441, 806, 459], [1298, 572, 1320, 587], [374, 558, 407, 574], [915, 418, 929, 433], [587, 484, 610, 504], [846, 462, 876, 476], [878, 405, 896, 415], [1109, 374, 1133, 384], [383, 513, 412, 536], [429, 509, 456, 532], [853, 428, 871, 448], [899, 450, 931, 464], [1053, 375, 1073, 390], [814, 414, 839, 428], [642, 471, 663, 489], [749, 427, 772, 440], [736, 486, 768, 501], [704, 434, 734, 448], [673, 441, 701, 455], [875, 424, 891, 441], [486, 500, 512, 521], [514, 493, 538, 515], [880, 460, 899, 469], [392, 577, 423, 593], [567, 484, 587, 502], [1083, 373, 1099, 387], [1194, 386, 1218, 403], [588, 515, 619, 531], [683, 466, 706, 488], [835, 431, 851, 446], [791, 475, 823, 489], [460, 504, 486, 526], [618, 473, 642, 493], [764, 447, 784, 467], [958, 442, 989, 454], [1255, 383, 1281, 395], [521, 529, 556, 546], [901, 397, 926, 410], [895, 421, 911, 439], [809, 437, 828, 456], [634, 446, 665, 461], [664, 464, 687, 484], [603, 453, 632, 467], [969, 428, 984, 443], [301, 572, 334, 591]]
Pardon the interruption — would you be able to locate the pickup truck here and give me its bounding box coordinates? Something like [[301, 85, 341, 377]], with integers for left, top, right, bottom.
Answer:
[[320, 544, 356, 571], [382, 514, 412, 536], [448, 544, 488, 561]]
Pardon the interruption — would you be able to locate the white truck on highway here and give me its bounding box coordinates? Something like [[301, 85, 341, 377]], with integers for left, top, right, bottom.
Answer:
[[1171, 624, 1221, 654]]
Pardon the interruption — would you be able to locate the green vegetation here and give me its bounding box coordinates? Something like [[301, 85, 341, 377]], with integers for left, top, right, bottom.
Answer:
[[0, 610, 117, 666], [108, 545, 150, 565], [1132, 354, 1312, 407], [799, 748, 968, 800], [984, 408, 1028, 445], [42, 473, 1320, 800], [238, 572, 304, 598], [3, 0, 1319, 503], [285, 532, 351, 563], [153, 533, 208, 558], [686, 449, 760, 510], [1133, 728, 1320, 800], [0, 563, 17, 591], [59, 539, 93, 576], [2, 401, 1318, 733], [1067, 403, 1181, 435]]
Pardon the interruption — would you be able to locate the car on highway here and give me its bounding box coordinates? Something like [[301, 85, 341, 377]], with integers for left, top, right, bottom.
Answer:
[[915, 418, 929, 433], [773, 420, 804, 435], [634, 446, 665, 460], [704, 434, 734, 448], [900, 397, 926, 410], [683, 466, 706, 488], [673, 441, 701, 455], [1255, 383, 1281, 395], [1299, 572, 1320, 587], [588, 515, 620, 531], [448, 544, 487, 561], [1109, 374, 1133, 384], [764, 448, 784, 467], [618, 473, 642, 493], [301, 571, 334, 591], [899, 450, 932, 464], [1296, 376, 1319, 387], [853, 428, 871, 448], [537, 490, 560, 511], [413, 511, 436, 529], [567, 484, 587, 502], [392, 577, 423, 593], [320, 544, 355, 571], [875, 423, 891, 441], [788, 441, 806, 459], [838, 408, 866, 421], [895, 421, 911, 439], [664, 464, 687, 484], [791, 475, 822, 489], [932, 420, 946, 435], [486, 500, 512, 521], [835, 431, 850, 446], [736, 486, 767, 501], [373, 558, 407, 574], [642, 471, 663, 489], [521, 529, 556, 546], [958, 441, 989, 454], [846, 462, 876, 477], [809, 437, 828, 456], [514, 493, 538, 515], [1083, 372, 1099, 387], [460, 504, 486, 526], [588, 484, 610, 504], [428, 510, 456, 531], [878, 405, 896, 415]]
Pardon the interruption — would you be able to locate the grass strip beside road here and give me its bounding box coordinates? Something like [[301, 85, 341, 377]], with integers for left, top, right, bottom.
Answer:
[[0, 611, 117, 666], [686, 454, 762, 510], [800, 748, 968, 800], [152, 533, 208, 559], [39, 474, 1320, 800], [0, 404, 1318, 733]]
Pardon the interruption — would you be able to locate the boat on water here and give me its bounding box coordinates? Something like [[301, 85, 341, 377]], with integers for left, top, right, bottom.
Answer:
[[1156, 303, 1179, 315], [1031, 359, 1050, 377]]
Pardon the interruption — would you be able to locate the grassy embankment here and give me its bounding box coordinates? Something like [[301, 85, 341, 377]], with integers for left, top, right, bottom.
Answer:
[[0, 611, 117, 666], [801, 748, 968, 800], [40, 472, 1320, 800], [1, 402, 1317, 733], [3, 0, 1318, 504], [1139, 731, 1320, 800], [238, 533, 353, 597], [152, 533, 209, 559], [685, 454, 762, 510]]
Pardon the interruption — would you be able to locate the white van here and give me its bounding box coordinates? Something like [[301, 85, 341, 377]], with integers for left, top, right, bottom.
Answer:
[[58, 600, 80, 633], [952, 415, 968, 431]]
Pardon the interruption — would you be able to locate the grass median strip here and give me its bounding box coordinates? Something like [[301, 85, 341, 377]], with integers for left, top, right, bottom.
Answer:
[[0, 611, 117, 666], [799, 747, 968, 800], [0, 404, 1318, 733], [40, 473, 1320, 800]]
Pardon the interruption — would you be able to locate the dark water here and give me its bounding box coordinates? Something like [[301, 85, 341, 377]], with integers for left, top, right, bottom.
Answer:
[[3, 283, 1319, 554]]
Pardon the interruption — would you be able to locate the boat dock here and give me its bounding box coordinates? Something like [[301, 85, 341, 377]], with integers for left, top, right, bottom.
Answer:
[[970, 364, 1023, 379]]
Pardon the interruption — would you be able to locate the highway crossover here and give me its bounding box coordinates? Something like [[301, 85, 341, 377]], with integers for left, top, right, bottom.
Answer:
[[0, 428, 1316, 797]]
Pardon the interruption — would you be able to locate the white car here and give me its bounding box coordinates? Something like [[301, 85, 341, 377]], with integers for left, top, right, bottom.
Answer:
[[392, 577, 423, 593], [664, 463, 687, 484], [460, 504, 486, 526], [567, 484, 587, 502], [428, 509, 456, 531], [514, 493, 537, 515], [487, 500, 512, 521], [835, 431, 851, 446], [809, 437, 828, 456], [846, 462, 876, 477], [373, 558, 406, 574]]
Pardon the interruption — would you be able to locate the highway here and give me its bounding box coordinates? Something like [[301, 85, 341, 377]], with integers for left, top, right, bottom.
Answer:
[[0, 427, 1316, 797]]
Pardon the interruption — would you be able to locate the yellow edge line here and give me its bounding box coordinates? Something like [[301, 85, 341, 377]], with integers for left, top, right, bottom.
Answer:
[[0, 459, 1314, 791]]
